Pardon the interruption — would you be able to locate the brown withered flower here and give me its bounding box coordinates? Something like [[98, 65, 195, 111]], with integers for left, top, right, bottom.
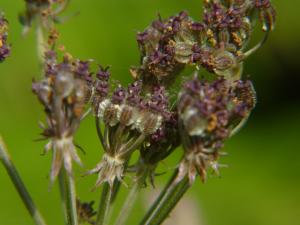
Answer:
[[32, 51, 92, 183], [176, 75, 256, 184]]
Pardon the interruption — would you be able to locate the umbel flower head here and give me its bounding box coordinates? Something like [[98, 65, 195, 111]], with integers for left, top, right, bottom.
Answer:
[[88, 69, 173, 188], [32, 51, 92, 182], [176, 75, 256, 184], [133, 0, 276, 87], [0, 13, 10, 62], [133, 11, 193, 86]]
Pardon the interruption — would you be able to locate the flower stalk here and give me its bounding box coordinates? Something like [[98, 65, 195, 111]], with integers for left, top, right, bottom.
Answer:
[[0, 136, 47, 225], [139, 169, 190, 225], [113, 165, 148, 225], [96, 182, 113, 225], [59, 168, 78, 225]]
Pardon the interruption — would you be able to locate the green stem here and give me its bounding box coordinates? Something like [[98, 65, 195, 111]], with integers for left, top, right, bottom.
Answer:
[[139, 170, 190, 225], [114, 166, 146, 225], [139, 170, 177, 224], [110, 178, 121, 204], [59, 169, 78, 225], [114, 183, 139, 225], [0, 136, 47, 225], [96, 182, 113, 225]]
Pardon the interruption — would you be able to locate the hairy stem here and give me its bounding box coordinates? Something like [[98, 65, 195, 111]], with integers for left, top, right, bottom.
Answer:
[[139, 170, 190, 225], [0, 136, 47, 225], [59, 169, 78, 225], [96, 182, 113, 225]]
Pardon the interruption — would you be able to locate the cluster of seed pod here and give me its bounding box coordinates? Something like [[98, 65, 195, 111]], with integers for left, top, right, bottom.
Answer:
[[32, 51, 92, 182], [0, 13, 10, 62]]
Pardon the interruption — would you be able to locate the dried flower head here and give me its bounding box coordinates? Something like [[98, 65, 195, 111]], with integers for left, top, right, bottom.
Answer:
[[32, 51, 92, 182], [176, 76, 256, 184], [88, 76, 173, 188], [0, 13, 10, 62]]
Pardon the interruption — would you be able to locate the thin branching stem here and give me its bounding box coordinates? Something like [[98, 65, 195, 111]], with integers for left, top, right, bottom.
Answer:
[[114, 166, 146, 225], [0, 136, 47, 225], [139, 170, 190, 225], [96, 182, 113, 225], [243, 30, 270, 59], [58, 169, 78, 225], [95, 117, 106, 151], [114, 182, 139, 225]]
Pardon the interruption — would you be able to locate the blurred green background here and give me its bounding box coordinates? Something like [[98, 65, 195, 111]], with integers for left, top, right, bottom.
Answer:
[[0, 0, 299, 225]]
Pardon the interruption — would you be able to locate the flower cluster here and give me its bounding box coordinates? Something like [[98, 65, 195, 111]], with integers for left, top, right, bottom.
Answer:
[[133, 11, 191, 85], [133, 0, 276, 86], [0, 1, 277, 225], [88, 69, 173, 187], [0, 13, 10, 62], [87, 0, 275, 187], [30, 0, 275, 188], [32, 51, 92, 182], [176, 77, 256, 183]]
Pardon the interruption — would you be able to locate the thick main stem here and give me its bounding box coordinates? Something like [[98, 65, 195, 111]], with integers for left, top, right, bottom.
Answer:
[[59, 169, 78, 225], [0, 136, 47, 225], [96, 182, 113, 225], [139, 170, 190, 225]]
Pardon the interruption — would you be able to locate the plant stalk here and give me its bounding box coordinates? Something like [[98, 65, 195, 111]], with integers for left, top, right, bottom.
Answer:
[[0, 136, 47, 225], [139, 170, 190, 225], [58, 169, 78, 225], [96, 182, 113, 225], [114, 166, 146, 225]]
